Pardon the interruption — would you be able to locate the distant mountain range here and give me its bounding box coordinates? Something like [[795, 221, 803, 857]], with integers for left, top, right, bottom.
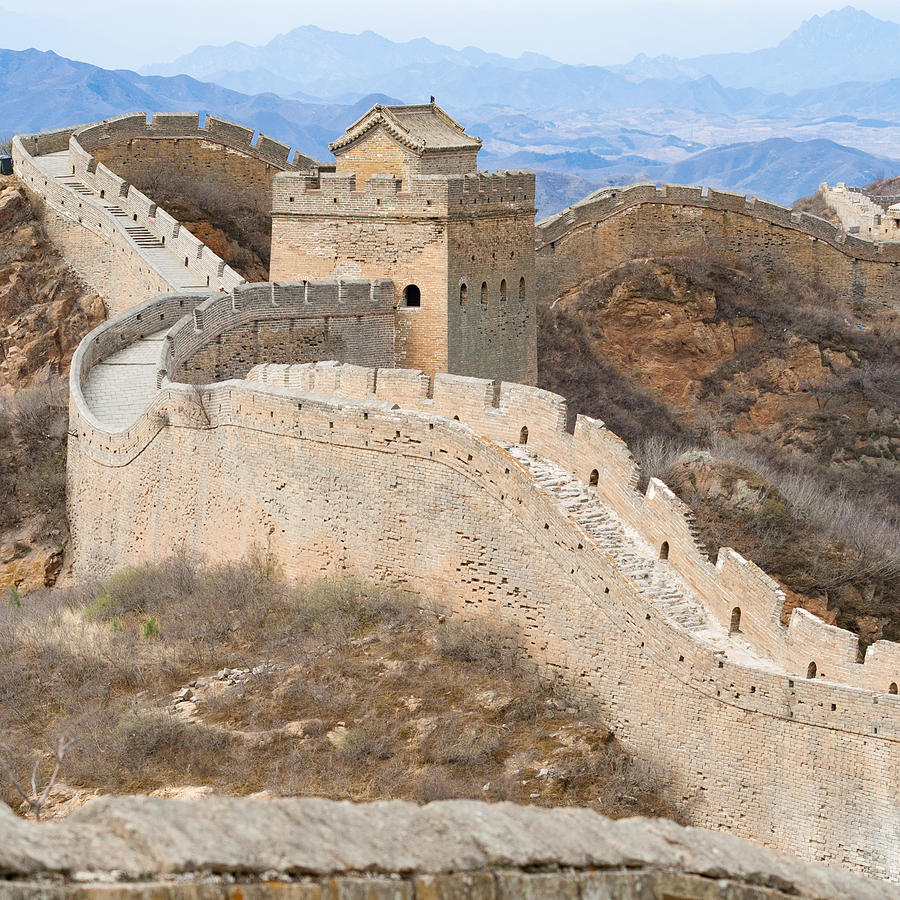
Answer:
[[613, 6, 900, 94], [529, 139, 900, 217], [143, 26, 561, 101], [3, 7, 900, 217], [141, 7, 900, 112]]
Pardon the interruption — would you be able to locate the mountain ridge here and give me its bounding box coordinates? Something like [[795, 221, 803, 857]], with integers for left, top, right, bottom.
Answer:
[[613, 7, 900, 93]]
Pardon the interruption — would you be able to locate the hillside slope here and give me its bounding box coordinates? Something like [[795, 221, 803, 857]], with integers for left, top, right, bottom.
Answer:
[[539, 254, 899, 642], [0, 178, 104, 599]]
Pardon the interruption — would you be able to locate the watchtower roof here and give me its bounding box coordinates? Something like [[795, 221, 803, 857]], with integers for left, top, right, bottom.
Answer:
[[329, 103, 482, 155]]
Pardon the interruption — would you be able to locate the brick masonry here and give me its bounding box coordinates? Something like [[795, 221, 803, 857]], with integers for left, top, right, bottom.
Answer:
[[536, 183, 900, 310], [10, 111, 899, 882]]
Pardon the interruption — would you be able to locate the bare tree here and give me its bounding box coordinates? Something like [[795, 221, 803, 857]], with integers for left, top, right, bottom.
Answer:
[[0, 733, 74, 821]]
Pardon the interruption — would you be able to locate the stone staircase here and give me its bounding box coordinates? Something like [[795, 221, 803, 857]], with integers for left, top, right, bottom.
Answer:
[[504, 443, 718, 638], [29, 150, 219, 291]]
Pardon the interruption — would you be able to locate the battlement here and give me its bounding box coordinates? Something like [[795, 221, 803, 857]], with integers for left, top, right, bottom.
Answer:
[[241, 361, 898, 698], [67, 288, 899, 701], [72, 112, 319, 171], [161, 279, 395, 382], [535, 182, 900, 264], [272, 169, 535, 217]]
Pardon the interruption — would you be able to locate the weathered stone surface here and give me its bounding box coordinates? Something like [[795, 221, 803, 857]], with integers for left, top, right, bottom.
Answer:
[[0, 797, 894, 899]]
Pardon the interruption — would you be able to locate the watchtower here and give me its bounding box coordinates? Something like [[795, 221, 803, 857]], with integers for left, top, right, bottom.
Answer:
[[269, 103, 537, 384]]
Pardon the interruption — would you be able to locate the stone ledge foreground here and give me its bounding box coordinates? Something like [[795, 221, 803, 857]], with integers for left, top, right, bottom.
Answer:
[[0, 797, 893, 899]]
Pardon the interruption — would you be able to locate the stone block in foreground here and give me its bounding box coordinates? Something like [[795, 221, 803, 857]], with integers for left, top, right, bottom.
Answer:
[[0, 797, 893, 898]]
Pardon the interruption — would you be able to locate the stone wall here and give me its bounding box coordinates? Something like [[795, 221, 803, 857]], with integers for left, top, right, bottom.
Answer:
[[1, 796, 892, 899], [822, 182, 900, 242], [535, 184, 900, 310], [67, 303, 900, 879], [270, 170, 536, 383], [168, 280, 396, 381], [83, 111, 318, 218]]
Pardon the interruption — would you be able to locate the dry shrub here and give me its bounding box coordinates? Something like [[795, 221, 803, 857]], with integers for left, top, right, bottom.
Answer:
[[435, 618, 519, 675], [0, 557, 673, 819], [0, 379, 69, 531]]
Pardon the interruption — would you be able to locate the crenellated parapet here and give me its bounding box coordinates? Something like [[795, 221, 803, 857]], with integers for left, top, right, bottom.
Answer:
[[272, 169, 535, 219], [243, 360, 899, 699], [72, 111, 320, 171], [535, 183, 900, 309], [11, 121, 246, 312], [536, 182, 900, 262]]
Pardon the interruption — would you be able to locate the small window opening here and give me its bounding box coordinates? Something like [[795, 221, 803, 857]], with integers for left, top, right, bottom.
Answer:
[[133, 213, 138, 221], [402, 284, 421, 307], [519, 276, 526, 299], [184, 257, 189, 267], [499, 278, 507, 301], [889, 682, 898, 694], [659, 541, 669, 561], [459, 282, 468, 307], [519, 426, 528, 445], [589, 469, 599, 486], [100, 189, 105, 199], [729, 607, 741, 634], [480, 281, 488, 304], [806, 661, 817, 679]]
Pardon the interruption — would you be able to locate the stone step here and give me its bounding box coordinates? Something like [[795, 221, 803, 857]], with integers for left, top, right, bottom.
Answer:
[[504, 442, 712, 635]]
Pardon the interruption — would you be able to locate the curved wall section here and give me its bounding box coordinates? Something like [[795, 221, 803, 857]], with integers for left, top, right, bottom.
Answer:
[[11, 114, 300, 315], [535, 184, 900, 310], [79, 112, 320, 217], [68, 298, 899, 879]]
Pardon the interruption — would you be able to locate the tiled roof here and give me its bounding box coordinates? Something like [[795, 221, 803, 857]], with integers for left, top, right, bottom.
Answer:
[[330, 103, 481, 155]]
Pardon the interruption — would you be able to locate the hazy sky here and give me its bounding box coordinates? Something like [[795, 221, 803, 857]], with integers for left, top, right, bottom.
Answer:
[[1, 1, 898, 70]]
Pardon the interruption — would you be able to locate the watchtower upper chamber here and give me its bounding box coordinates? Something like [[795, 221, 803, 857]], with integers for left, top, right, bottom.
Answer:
[[269, 103, 537, 384]]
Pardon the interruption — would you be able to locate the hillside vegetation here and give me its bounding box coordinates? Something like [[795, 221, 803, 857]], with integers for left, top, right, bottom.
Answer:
[[0, 558, 674, 821], [539, 253, 899, 642], [0, 178, 104, 599]]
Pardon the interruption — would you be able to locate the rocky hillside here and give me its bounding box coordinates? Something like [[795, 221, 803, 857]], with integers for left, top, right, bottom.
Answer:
[[0, 177, 104, 599], [0, 182, 104, 392], [539, 253, 899, 642], [0, 561, 674, 822]]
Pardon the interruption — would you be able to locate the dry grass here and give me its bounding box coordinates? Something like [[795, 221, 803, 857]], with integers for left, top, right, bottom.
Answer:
[[0, 379, 68, 532], [0, 556, 675, 821], [539, 250, 899, 640], [125, 169, 270, 282]]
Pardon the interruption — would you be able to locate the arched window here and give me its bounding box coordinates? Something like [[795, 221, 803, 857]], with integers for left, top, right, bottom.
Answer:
[[480, 281, 488, 304], [459, 282, 468, 307], [589, 469, 599, 487], [519, 426, 528, 445], [184, 257, 189, 267], [659, 541, 669, 561], [499, 278, 507, 300], [730, 607, 741, 634], [519, 276, 526, 299], [403, 284, 421, 307], [807, 661, 817, 679], [889, 682, 897, 695]]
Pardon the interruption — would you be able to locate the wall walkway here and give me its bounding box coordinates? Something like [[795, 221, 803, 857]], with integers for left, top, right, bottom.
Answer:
[[66, 300, 900, 881], [11, 112, 314, 316]]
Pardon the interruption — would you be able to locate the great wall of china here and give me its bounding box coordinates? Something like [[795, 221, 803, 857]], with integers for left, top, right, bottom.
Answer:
[[536, 182, 900, 309], [10, 113, 900, 882]]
